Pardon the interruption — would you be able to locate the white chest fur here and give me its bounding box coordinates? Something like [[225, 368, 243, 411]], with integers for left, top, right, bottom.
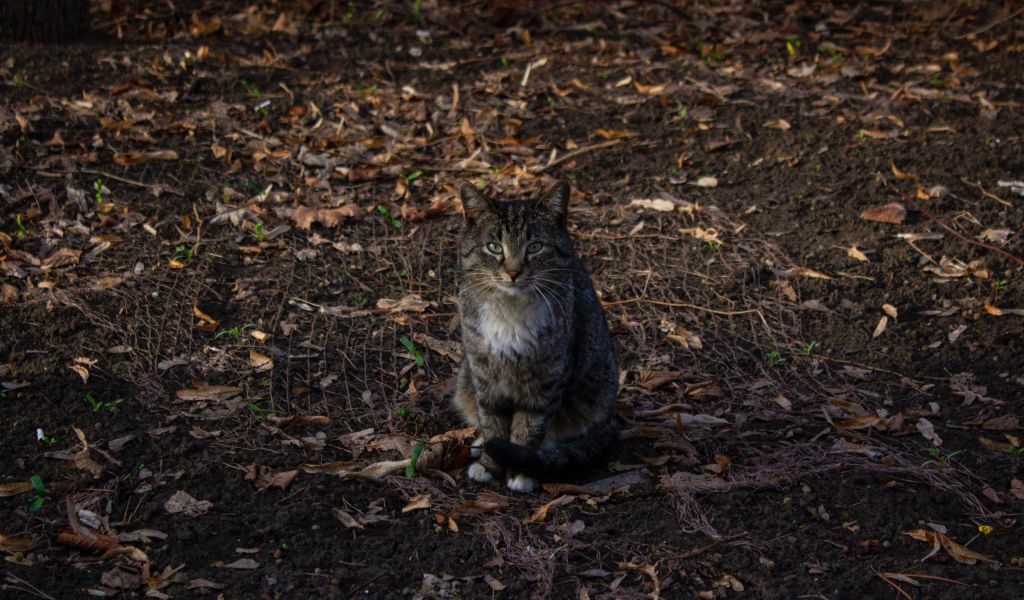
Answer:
[[476, 295, 550, 357]]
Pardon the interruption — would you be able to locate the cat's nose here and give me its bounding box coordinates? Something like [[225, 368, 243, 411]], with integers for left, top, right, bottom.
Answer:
[[506, 269, 520, 281]]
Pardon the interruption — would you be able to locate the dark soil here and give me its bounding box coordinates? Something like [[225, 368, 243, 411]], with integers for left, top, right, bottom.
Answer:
[[2, 1, 1023, 599]]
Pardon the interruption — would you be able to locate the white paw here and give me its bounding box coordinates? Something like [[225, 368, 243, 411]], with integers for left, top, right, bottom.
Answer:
[[467, 462, 494, 483], [506, 473, 538, 493]]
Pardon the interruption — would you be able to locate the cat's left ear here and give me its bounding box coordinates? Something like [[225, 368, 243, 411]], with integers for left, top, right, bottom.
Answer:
[[535, 180, 570, 226]]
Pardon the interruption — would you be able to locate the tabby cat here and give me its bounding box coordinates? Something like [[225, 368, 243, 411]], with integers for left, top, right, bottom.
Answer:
[[453, 180, 618, 492]]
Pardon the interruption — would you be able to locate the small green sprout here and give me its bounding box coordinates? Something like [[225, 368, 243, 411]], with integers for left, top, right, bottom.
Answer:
[[412, 0, 422, 23], [400, 336, 425, 366], [1003, 446, 1024, 458], [214, 323, 257, 339], [94, 177, 105, 205], [241, 79, 261, 98], [247, 402, 265, 420], [395, 407, 411, 418], [764, 350, 786, 369], [28, 475, 46, 513], [801, 341, 818, 356], [546, 96, 556, 108], [406, 438, 426, 477], [921, 447, 963, 468], [86, 393, 102, 412], [15, 214, 28, 238], [678, 107, 688, 120], [12, 73, 24, 87], [705, 240, 722, 252], [501, 55, 511, 68], [994, 280, 1008, 294], [401, 170, 423, 185], [814, 163, 823, 173], [377, 205, 402, 229], [253, 221, 265, 241], [785, 36, 801, 56]]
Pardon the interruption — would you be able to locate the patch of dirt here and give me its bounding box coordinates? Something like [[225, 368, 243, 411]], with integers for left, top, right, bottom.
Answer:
[[2, 1, 1022, 599]]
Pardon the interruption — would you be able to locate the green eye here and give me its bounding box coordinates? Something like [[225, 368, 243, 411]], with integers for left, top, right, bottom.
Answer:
[[486, 242, 503, 254], [527, 241, 543, 253]]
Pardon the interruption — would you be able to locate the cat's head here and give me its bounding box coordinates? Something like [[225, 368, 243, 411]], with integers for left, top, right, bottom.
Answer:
[[458, 181, 574, 297]]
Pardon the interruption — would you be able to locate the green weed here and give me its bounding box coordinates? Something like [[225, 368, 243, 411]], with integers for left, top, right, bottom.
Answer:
[[921, 447, 962, 468], [86, 393, 123, 412], [15, 214, 27, 238], [214, 323, 257, 339], [377, 205, 402, 229], [764, 350, 786, 369], [800, 341, 818, 356], [252, 221, 265, 241], [94, 177, 104, 205], [28, 475, 46, 513], [405, 438, 426, 477], [400, 336, 425, 366]]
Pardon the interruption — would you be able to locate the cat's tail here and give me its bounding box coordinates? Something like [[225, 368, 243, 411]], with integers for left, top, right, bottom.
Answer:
[[483, 421, 618, 479]]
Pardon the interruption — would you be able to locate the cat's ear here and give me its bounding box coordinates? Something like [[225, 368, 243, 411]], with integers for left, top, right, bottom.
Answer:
[[535, 180, 570, 225], [459, 181, 492, 222]]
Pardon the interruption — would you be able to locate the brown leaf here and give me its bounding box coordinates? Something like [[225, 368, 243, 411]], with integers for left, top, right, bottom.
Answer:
[[0, 481, 33, 497], [836, 415, 883, 431], [332, 508, 364, 529], [882, 304, 898, 319], [524, 495, 573, 524], [193, 304, 219, 332], [1010, 479, 1024, 501], [847, 246, 869, 262], [164, 490, 213, 516], [291, 205, 366, 230], [763, 118, 791, 130], [223, 558, 260, 570], [860, 203, 906, 224], [982, 414, 1020, 431], [377, 294, 435, 313], [249, 350, 273, 372], [483, 574, 506, 591], [300, 461, 360, 475], [113, 150, 180, 166], [401, 494, 432, 513], [891, 162, 918, 181], [175, 385, 241, 402], [0, 534, 36, 552], [596, 129, 636, 140], [857, 128, 898, 139], [872, 316, 888, 338], [636, 370, 683, 391]]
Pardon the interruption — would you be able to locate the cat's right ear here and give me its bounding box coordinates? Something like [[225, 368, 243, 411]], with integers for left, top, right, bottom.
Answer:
[[459, 181, 491, 222]]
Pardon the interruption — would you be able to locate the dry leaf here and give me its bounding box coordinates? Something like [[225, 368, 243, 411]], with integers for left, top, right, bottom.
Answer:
[[402, 495, 432, 513], [332, 508, 364, 529], [882, 304, 898, 319], [891, 162, 917, 181], [164, 490, 213, 516], [1010, 479, 1024, 501], [0, 481, 33, 497], [175, 385, 242, 402], [524, 495, 573, 524], [837, 415, 883, 430], [377, 294, 435, 313], [483, 574, 506, 591], [847, 246, 869, 262], [291, 205, 366, 230], [249, 350, 273, 372], [916, 418, 942, 446], [223, 558, 260, 570], [596, 129, 636, 140], [903, 529, 996, 565], [860, 203, 906, 224], [872, 316, 888, 338], [629, 198, 676, 212], [695, 176, 718, 188], [0, 534, 36, 552], [636, 370, 682, 391], [763, 119, 791, 130], [948, 324, 967, 343]]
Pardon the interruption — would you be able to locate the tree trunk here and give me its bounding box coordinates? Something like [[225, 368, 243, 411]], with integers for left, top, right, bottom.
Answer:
[[0, 0, 91, 43]]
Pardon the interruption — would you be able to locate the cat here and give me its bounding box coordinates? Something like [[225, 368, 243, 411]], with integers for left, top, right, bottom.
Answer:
[[453, 180, 618, 493]]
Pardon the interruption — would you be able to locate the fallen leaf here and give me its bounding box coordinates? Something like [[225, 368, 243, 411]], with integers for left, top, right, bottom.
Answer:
[[636, 370, 683, 391], [402, 494, 432, 513], [891, 163, 917, 181], [164, 490, 213, 516], [596, 129, 636, 140], [629, 198, 677, 212], [377, 294, 435, 313], [291, 205, 366, 229], [223, 558, 260, 570], [483, 574, 506, 591], [847, 246, 869, 262], [948, 324, 967, 343], [860, 203, 906, 224], [1010, 479, 1024, 501], [872, 316, 888, 338], [0, 534, 36, 552], [694, 176, 718, 188], [175, 385, 242, 402], [882, 304, 898, 319], [903, 529, 996, 565], [332, 508, 364, 529], [0, 481, 33, 497], [524, 495, 573, 524], [249, 350, 273, 372], [763, 118, 791, 130], [916, 418, 942, 446], [837, 415, 883, 430]]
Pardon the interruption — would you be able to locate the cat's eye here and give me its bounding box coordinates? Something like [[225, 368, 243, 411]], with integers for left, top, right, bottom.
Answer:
[[526, 241, 543, 254], [486, 242, 503, 254]]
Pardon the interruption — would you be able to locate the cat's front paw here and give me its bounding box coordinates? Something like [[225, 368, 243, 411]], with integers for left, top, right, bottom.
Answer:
[[506, 473, 538, 493], [467, 461, 494, 483]]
